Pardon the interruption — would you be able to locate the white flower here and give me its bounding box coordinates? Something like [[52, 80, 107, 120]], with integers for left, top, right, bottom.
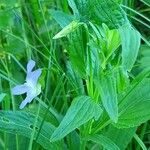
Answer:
[[12, 60, 42, 109]]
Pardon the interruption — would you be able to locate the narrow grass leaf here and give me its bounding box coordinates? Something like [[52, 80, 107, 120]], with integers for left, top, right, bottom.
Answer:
[[134, 134, 147, 150]]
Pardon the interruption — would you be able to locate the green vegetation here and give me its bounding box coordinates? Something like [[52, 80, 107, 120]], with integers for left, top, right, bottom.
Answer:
[[0, 0, 150, 149]]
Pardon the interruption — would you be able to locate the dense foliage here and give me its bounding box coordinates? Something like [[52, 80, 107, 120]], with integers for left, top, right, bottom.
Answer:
[[0, 0, 150, 149]]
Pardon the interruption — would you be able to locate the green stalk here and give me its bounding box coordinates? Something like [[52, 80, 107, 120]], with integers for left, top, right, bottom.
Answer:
[[28, 103, 41, 150], [134, 134, 147, 150], [4, 57, 19, 150], [37, 0, 53, 101], [136, 123, 147, 150], [19, 0, 31, 60], [35, 74, 65, 143]]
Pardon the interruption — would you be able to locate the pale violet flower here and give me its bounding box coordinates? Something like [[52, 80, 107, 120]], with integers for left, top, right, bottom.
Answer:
[[12, 60, 42, 109]]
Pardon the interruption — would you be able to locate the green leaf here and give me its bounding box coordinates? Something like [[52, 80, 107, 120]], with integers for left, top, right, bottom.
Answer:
[[50, 96, 102, 142], [67, 0, 79, 16], [116, 78, 150, 128], [67, 131, 80, 150], [53, 20, 83, 39], [0, 0, 17, 6], [50, 9, 74, 28], [17, 135, 30, 150], [66, 61, 85, 95], [87, 40, 101, 76], [106, 28, 121, 54], [104, 125, 136, 150], [67, 0, 128, 28], [96, 72, 118, 122], [120, 25, 141, 71], [67, 25, 88, 78], [91, 0, 128, 28], [115, 67, 129, 93], [3, 133, 18, 150], [0, 93, 6, 102], [0, 111, 63, 150], [86, 134, 120, 150], [99, 24, 121, 59], [138, 45, 150, 70]]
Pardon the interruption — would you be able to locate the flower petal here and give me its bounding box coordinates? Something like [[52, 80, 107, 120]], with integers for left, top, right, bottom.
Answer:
[[27, 60, 35, 73], [12, 84, 28, 95], [19, 93, 35, 109], [26, 69, 42, 85], [19, 100, 28, 109]]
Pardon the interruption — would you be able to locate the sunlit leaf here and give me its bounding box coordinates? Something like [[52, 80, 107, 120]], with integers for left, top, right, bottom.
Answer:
[[53, 20, 83, 39]]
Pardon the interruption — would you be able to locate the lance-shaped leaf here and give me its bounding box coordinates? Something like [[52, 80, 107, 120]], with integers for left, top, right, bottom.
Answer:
[[115, 78, 150, 128], [96, 72, 118, 123], [53, 20, 83, 39], [67, 0, 79, 16], [50, 96, 102, 142], [120, 25, 141, 71]]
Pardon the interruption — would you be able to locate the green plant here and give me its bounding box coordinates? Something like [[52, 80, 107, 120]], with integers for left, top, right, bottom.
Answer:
[[0, 0, 150, 149]]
